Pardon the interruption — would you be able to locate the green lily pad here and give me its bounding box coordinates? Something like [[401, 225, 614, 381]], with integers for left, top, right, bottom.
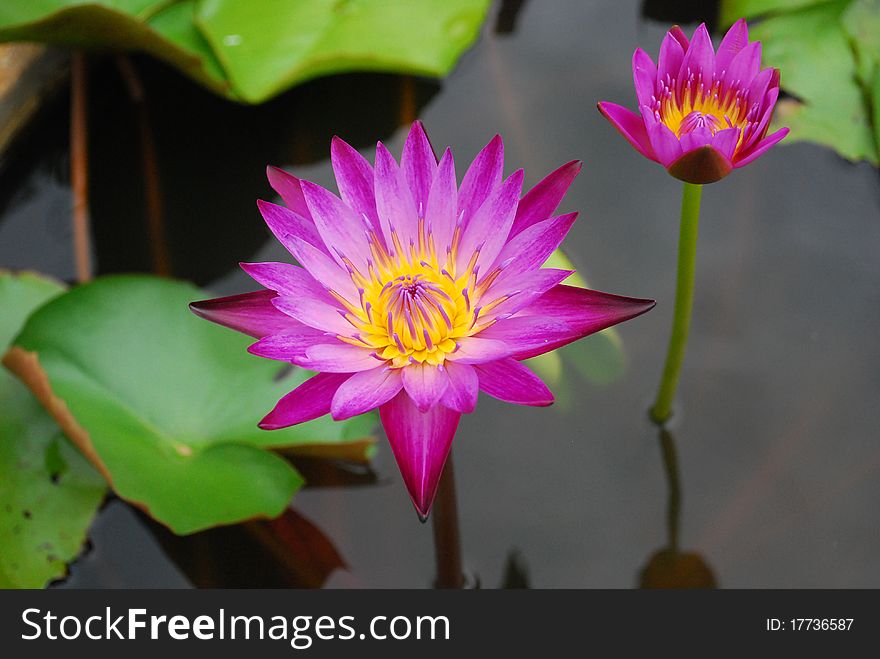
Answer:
[[721, 0, 880, 164], [526, 249, 627, 389], [4, 275, 375, 534], [0, 0, 491, 103], [0, 271, 106, 588]]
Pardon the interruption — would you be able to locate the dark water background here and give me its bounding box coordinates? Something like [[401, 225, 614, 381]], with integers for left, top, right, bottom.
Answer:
[[1, 0, 878, 588]]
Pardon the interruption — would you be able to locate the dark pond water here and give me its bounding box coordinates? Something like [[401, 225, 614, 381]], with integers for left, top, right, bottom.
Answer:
[[1, 0, 878, 588]]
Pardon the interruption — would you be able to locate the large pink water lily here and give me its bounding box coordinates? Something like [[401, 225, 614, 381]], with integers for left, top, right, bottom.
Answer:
[[191, 122, 654, 518], [599, 20, 788, 184]]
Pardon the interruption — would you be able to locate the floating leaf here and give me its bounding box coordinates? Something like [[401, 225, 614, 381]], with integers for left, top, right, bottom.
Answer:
[[0, 271, 106, 588], [4, 276, 375, 534], [527, 249, 627, 388], [0, 0, 492, 103], [721, 0, 880, 164]]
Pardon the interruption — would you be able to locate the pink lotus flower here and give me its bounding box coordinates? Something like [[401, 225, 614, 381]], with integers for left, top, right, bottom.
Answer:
[[191, 122, 654, 518], [598, 20, 788, 184]]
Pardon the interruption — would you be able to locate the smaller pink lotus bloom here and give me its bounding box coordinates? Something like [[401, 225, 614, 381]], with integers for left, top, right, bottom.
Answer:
[[598, 20, 789, 184], [191, 122, 655, 519]]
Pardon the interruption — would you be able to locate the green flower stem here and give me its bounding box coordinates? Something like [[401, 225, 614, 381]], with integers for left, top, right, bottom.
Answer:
[[650, 182, 703, 424]]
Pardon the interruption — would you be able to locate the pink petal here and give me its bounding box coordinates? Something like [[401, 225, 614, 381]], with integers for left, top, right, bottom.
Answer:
[[425, 148, 458, 252], [301, 179, 372, 268], [440, 361, 478, 413], [632, 48, 658, 108], [598, 102, 654, 161], [669, 25, 689, 51], [248, 328, 332, 361], [239, 262, 334, 303], [189, 290, 296, 339], [259, 372, 349, 430], [379, 391, 461, 519], [748, 67, 778, 106], [458, 134, 504, 228], [456, 169, 524, 275], [282, 234, 359, 302], [511, 159, 582, 237], [447, 336, 513, 364], [734, 127, 789, 168], [266, 166, 312, 219], [679, 125, 715, 153], [330, 367, 403, 420], [475, 316, 572, 357], [257, 199, 326, 256], [513, 284, 656, 359], [401, 121, 437, 215], [297, 343, 381, 372], [715, 18, 749, 74], [330, 136, 381, 236], [722, 40, 761, 90], [491, 212, 578, 284], [480, 268, 573, 320], [272, 295, 352, 336], [711, 126, 741, 162], [474, 358, 554, 406], [658, 28, 687, 81], [679, 23, 715, 83], [374, 141, 419, 244], [402, 363, 450, 412], [647, 121, 682, 167]]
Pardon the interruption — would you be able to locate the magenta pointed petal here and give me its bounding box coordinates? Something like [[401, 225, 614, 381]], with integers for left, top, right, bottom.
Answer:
[[375, 141, 419, 244], [239, 262, 334, 303], [425, 147, 457, 250], [678, 125, 715, 153], [266, 166, 312, 220], [401, 120, 437, 213], [440, 361, 478, 413], [734, 127, 789, 168], [723, 40, 761, 90], [189, 290, 296, 339], [475, 358, 554, 406], [330, 367, 403, 420], [447, 337, 513, 364], [598, 102, 654, 161], [380, 391, 461, 518], [259, 372, 349, 430], [481, 268, 573, 320], [711, 127, 741, 162], [716, 18, 749, 73], [300, 179, 372, 268], [298, 343, 380, 372], [658, 28, 686, 80], [248, 328, 332, 361], [401, 363, 450, 412], [632, 48, 658, 108], [257, 199, 325, 256], [282, 234, 358, 302], [330, 136, 381, 235], [272, 295, 351, 335], [679, 23, 715, 82], [457, 134, 503, 228], [747, 67, 777, 106], [513, 284, 656, 359], [493, 212, 578, 283], [669, 25, 689, 50], [667, 145, 733, 184], [456, 168, 523, 275], [475, 316, 572, 356], [647, 121, 682, 167], [511, 159, 582, 237]]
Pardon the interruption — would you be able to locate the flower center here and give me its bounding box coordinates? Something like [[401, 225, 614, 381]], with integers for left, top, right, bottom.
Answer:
[[333, 222, 503, 368], [654, 72, 752, 139]]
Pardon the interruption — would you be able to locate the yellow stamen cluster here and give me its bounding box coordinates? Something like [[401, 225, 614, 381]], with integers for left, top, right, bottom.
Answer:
[[658, 75, 749, 139], [334, 221, 506, 368]]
